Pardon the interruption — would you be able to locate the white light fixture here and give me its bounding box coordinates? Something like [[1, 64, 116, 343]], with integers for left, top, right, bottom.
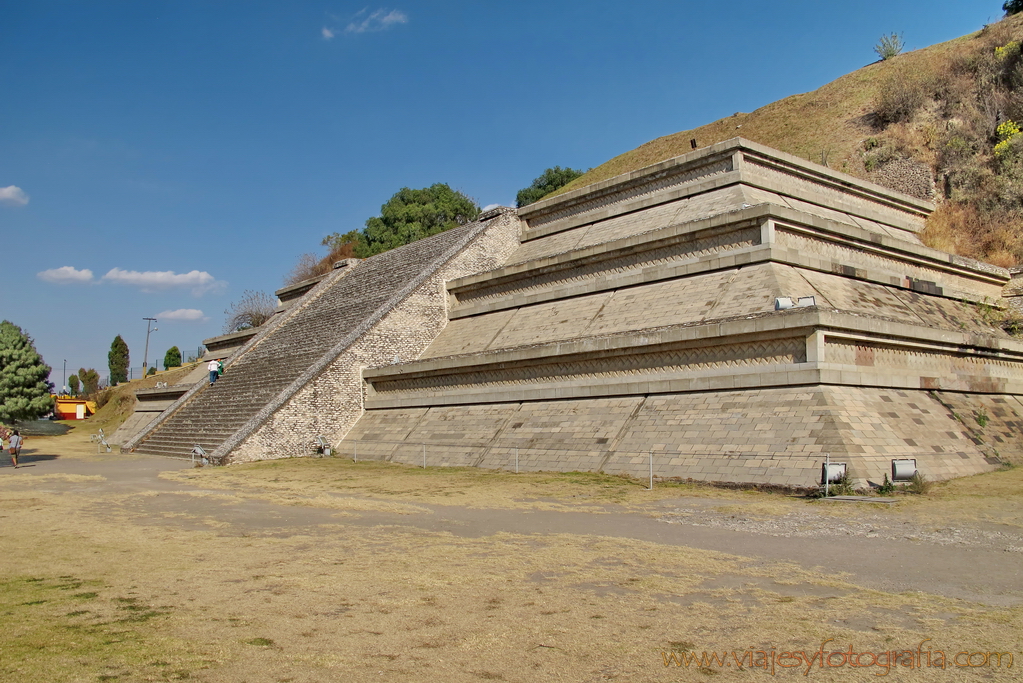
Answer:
[[821, 461, 847, 484], [776, 296, 817, 310], [775, 297, 794, 310], [892, 458, 917, 481]]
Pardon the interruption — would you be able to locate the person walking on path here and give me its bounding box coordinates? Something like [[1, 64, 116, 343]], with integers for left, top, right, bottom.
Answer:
[[9, 430, 23, 468], [208, 359, 220, 385]]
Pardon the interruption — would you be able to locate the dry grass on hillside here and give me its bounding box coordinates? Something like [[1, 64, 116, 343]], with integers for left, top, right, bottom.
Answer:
[[553, 14, 1023, 267], [554, 28, 984, 194], [80, 363, 202, 434]]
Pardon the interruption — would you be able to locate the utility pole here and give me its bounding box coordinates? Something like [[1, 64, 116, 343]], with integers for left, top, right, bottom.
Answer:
[[142, 317, 158, 377], [63, 359, 67, 395]]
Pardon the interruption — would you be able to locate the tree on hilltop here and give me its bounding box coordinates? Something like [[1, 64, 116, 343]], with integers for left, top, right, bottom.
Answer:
[[322, 183, 479, 259], [163, 346, 182, 369], [0, 320, 55, 422], [1005, 1, 1023, 16], [516, 166, 587, 208], [108, 335, 129, 385]]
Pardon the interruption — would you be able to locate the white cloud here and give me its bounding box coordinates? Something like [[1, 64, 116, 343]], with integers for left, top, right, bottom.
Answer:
[[156, 308, 208, 321], [345, 8, 408, 34], [37, 266, 94, 284], [322, 26, 335, 39], [0, 185, 29, 206], [101, 268, 225, 295]]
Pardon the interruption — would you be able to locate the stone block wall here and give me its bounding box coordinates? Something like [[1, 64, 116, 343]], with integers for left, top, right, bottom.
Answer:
[[346, 386, 1012, 488], [225, 210, 521, 463]]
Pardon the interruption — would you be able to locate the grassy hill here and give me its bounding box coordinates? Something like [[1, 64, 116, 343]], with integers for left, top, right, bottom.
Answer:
[[555, 13, 1023, 267]]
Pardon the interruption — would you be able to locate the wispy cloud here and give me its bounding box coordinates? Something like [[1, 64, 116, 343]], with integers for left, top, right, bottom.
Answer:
[[322, 26, 335, 40], [0, 185, 29, 206], [156, 308, 208, 322], [37, 266, 94, 284], [345, 8, 408, 34], [101, 268, 225, 296]]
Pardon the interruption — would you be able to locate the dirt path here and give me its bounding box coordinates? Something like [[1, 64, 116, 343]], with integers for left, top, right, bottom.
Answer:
[[1, 433, 1021, 682]]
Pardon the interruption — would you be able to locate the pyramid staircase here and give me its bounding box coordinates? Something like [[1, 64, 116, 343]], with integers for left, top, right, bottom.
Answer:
[[126, 213, 517, 461]]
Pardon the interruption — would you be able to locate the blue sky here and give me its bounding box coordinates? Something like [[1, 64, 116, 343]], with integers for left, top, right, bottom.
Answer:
[[0, 0, 999, 386]]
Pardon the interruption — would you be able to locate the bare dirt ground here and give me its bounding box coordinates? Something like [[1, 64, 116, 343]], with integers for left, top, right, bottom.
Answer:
[[1, 426, 1021, 682]]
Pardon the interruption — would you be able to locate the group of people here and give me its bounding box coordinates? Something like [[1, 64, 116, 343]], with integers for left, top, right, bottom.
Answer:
[[0, 428, 24, 468], [208, 358, 225, 385]]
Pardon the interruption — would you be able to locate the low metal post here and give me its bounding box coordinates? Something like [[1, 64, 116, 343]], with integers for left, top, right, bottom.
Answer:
[[423, 443, 427, 469], [824, 453, 830, 497], [515, 448, 519, 474], [648, 451, 653, 490], [354, 440, 358, 463]]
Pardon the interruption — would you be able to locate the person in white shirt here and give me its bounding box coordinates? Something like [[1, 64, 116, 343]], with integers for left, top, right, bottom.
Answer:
[[208, 359, 220, 385], [9, 430, 23, 468]]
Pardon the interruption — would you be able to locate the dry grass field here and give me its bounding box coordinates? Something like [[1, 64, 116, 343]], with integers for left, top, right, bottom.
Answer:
[[1, 425, 1021, 682]]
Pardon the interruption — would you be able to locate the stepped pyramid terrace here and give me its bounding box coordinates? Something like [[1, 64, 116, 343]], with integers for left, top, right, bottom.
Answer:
[[125, 139, 1023, 488]]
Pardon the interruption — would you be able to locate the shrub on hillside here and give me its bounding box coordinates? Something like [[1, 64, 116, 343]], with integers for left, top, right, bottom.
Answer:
[[224, 290, 278, 333], [874, 33, 905, 61], [873, 67, 926, 125]]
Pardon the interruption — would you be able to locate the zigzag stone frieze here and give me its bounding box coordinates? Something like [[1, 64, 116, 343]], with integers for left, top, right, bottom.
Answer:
[[373, 337, 806, 396], [526, 158, 733, 229], [825, 338, 1023, 376], [454, 225, 761, 307]]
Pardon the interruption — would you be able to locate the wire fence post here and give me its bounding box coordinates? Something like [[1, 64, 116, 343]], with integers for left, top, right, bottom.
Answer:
[[353, 440, 358, 463], [648, 451, 653, 490], [422, 443, 426, 469], [515, 448, 519, 474]]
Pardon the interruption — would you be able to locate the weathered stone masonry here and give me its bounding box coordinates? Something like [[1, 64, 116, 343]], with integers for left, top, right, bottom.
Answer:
[[128, 138, 1023, 489], [344, 139, 1023, 488], [126, 208, 521, 463]]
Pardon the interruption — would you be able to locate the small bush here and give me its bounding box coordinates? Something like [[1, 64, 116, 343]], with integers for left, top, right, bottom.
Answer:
[[906, 472, 933, 495], [975, 410, 990, 427], [94, 390, 111, 410], [874, 33, 905, 61], [877, 474, 896, 495], [827, 473, 856, 496], [995, 120, 1022, 157], [874, 69, 926, 125]]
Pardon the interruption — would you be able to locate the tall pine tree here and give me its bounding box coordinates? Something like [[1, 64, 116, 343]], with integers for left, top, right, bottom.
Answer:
[[108, 335, 130, 385], [163, 346, 182, 369], [0, 320, 54, 423]]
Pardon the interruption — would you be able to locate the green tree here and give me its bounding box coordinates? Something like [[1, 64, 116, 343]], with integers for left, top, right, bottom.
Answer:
[[108, 335, 129, 385], [163, 346, 182, 369], [516, 166, 587, 208], [1006, 1, 1023, 16], [873, 33, 905, 61], [67, 374, 80, 396], [78, 368, 100, 395], [0, 320, 55, 423], [324, 183, 479, 258], [147, 366, 157, 376]]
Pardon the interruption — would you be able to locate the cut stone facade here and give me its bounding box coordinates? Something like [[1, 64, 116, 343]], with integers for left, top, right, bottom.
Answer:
[[127, 138, 1023, 489], [342, 139, 1023, 488], [124, 209, 521, 463]]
